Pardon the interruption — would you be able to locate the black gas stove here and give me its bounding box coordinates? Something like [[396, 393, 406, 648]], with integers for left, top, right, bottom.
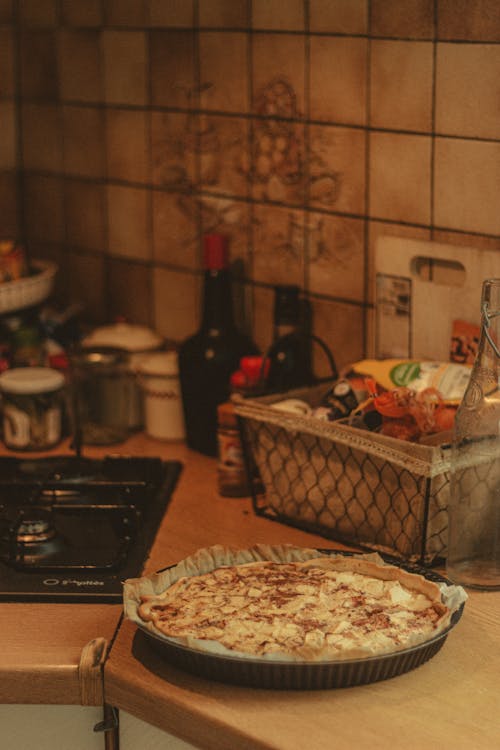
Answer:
[[0, 455, 181, 603]]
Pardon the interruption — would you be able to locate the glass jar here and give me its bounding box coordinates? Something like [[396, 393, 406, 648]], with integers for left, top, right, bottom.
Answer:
[[447, 278, 500, 589], [69, 347, 133, 446], [0, 367, 65, 450]]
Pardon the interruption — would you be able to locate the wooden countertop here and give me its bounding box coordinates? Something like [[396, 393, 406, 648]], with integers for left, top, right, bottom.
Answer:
[[104, 437, 500, 750], [1, 435, 499, 750]]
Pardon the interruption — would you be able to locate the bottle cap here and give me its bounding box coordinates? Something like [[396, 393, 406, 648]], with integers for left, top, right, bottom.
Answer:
[[217, 400, 237, 428], [230, 369, 247, 391], [204, 234, 229, 270], [240, 355, 270, 385]]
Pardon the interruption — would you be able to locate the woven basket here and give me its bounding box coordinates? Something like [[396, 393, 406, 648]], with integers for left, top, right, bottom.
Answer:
[[0, 259, 57, 314]]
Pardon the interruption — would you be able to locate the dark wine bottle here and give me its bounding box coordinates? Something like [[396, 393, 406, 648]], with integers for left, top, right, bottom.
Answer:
[[266, 284, 313, 393], [178, 234, 258, 456]]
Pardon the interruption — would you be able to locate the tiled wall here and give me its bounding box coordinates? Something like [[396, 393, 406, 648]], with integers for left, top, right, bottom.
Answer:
[[0, 0, 499, 373]]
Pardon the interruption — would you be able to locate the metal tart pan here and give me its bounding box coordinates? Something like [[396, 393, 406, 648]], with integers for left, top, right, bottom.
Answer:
[[134, 554, 465, 690]]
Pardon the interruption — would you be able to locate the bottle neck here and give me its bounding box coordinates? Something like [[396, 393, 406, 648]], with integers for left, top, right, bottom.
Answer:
[[273, 286, 301, 340], [465, 281, 500, 399], [200, 268, 235, 334]]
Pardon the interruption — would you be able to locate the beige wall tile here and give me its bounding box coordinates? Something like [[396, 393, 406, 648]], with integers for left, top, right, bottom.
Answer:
[[19, 30, 58, 98], [309, 0, 367, 34], [153, 267, 199, 341], [0, 102, 16, 170], [61, 0, 102, 27], [436, 43, 500, 139], [106, 108, 149, 183], [309, 125, 366, 215], [200, 0, 249, 28], [107, 257, 152, 325], [24, 175, 64, 243], [19, 0, 57, 26], [200, 31, 249, 113], [105, 0, 148, 26], [29, 240, 67, 304], [437, 0, 500, 42], [370, 0, 434, 39], [0, 172, 19, 238], [67, 250, 106, 323], [312, 297, 365, 373], [198, 114, 249, 197], [251, 119, 305, 205], [308, 213, 365, 302], [0, 1, 13, 23], [310, 37, 367, 125], [21, 103, 62, 171], [252, 0, 304, 31], [150, 30, 196, 108], [151, 110, 197, 189], [58, 30, 101, 103], [107, 184, 150, 260], [434, 138, 500, 236], [0, 29, 15, 97], [102, 31, 147, 106], [64, 179, 106, 252], [369, 132, 431, 224], [370, 40, 433, 132], [253, 33, 304, 117], [252, 204, 304, 285], [62, 105, 105, 178], [152, 190, 199, 269], [251, 285, 274, 355], [149, 0, 194, 27]]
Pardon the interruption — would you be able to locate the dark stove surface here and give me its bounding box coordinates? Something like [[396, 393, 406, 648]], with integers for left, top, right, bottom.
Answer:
[[0, 455, 182, 603]]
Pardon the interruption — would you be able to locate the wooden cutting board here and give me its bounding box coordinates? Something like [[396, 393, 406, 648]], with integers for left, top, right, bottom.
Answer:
[[374, 236, 500, 361]]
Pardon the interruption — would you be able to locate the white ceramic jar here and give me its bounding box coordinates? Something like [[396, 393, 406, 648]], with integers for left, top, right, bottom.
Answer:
[[0, 367, 65, 450], [137, 352, 185, 441]]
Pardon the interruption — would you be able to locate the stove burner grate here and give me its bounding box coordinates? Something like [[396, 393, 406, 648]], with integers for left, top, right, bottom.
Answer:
[[0, 455, 182, 602]]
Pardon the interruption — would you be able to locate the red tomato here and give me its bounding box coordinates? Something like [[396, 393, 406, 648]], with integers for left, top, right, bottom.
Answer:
[[433, 407, 456, 432]]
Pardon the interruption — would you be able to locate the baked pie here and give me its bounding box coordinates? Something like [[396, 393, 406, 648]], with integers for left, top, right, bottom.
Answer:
[[124, 545, 465, 662]]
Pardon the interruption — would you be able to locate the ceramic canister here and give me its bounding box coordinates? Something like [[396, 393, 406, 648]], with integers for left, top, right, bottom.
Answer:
[[137, 351, 185, 441]]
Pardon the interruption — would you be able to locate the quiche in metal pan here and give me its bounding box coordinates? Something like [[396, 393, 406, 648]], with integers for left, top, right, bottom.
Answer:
[[123, 544, 467, 688]]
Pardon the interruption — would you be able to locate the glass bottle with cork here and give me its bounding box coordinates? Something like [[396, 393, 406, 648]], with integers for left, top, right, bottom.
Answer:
[[447, 278, 500, 589], [178, 233, 258, 456]]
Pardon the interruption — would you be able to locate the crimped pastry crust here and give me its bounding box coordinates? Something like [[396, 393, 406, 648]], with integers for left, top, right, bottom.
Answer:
[[124, 545, 460, 663]]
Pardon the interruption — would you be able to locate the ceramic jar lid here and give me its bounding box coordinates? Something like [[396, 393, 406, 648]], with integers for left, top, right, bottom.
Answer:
[[82, 323, 163, 353]]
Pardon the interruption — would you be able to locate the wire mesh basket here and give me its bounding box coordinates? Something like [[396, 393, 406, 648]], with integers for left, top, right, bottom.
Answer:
[[234, 384, 452, 565]]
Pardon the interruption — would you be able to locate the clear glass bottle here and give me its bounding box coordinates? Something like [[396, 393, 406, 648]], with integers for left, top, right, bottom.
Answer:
[[447, 278, 500, 589]]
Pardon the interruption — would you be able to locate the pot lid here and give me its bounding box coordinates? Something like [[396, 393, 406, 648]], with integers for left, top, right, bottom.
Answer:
[[82, 323, 163, 353], [71, 346, 128, 369], [0, 367, 65, 394]]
